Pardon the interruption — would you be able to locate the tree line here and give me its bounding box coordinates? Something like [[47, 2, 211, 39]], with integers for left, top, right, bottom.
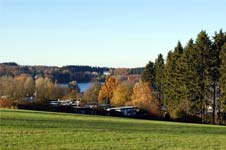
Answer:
[[0, 63, 143, 83], [0, 64, 109, 83], [0, 73, 160, 118], [0, 30, 225, 124], [142, 30, 226, 124], [0, 74, 81, 103]]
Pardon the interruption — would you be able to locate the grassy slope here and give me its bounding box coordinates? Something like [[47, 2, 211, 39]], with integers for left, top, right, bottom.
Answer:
[[0, 109, 226, 150]]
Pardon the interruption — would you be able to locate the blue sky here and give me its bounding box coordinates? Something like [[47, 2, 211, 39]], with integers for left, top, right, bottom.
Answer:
[[0, 0, 226, 67]]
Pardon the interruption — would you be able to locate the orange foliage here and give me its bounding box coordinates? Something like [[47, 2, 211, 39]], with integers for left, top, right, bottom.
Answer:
[[98, 76, 118, 104], [131, 82, 160, 115]]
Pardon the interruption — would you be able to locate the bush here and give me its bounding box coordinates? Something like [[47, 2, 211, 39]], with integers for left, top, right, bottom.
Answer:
[[0, 99, 18, 108]]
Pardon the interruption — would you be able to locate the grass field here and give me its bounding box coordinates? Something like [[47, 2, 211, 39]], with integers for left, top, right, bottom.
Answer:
[[0, 109, 226, 150]]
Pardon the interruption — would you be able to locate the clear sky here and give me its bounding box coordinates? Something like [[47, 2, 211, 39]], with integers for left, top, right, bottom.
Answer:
[[0, 0, 226, 68]]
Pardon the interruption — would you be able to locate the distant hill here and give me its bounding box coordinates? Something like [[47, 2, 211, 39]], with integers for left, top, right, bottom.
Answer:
[[0, 62, 143, 83]]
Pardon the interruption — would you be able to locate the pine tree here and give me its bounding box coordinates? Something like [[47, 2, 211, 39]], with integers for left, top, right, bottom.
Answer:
[[164, 42, 185, 118], [163, 50, 175, 116], [212, 30, 226, 123], [174, 41, 186, 103], [155, 54, 164, 105], [220, 43, 226, 122], [182, 39, 198, 116], [143, 30, 226, 123], [194, 31, 212, 123]]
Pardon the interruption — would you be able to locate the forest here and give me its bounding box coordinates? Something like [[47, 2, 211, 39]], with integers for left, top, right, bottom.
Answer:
[[0, 63, 108, 83], [142, 30, 226, 124], [0, 63, 143, 83]]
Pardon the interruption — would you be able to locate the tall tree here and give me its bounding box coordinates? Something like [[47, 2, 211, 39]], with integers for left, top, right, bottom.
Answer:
[[35, 77, 54, 101], [212, 30, 226, 123], [14, 75, 27, 99], [164, 42, 185, 118], [155, 54, 164, 105], [182, 39, 198, 116], [24, 76, 35, 97], [98, 76, 118, 105], [163, 51, 173, 106], [220, 43, 226, 121], [194, 31, 212, 123]]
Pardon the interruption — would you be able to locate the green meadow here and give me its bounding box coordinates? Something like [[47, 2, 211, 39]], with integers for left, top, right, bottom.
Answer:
[[0, 109, 226, 150]]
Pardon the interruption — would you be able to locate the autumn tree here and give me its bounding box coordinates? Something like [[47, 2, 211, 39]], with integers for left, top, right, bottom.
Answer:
[[14, 75, 26, 98], [131, 82, 160, 116], [98, 76, 118, 105], [35, 77, 52, 101], [0, 76, 14, 98], [111, 82, 133, 107], [35, 77, 46, 100], [0, 74, 35, 100], [24, 76, 35, 97], [47, 83, 65, 100]]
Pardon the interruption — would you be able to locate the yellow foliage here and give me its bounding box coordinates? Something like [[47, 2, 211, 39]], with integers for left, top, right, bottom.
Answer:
[[111, 82, 133, 107], [131, 82, 160, 115], [98, 76, 118, 104]]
